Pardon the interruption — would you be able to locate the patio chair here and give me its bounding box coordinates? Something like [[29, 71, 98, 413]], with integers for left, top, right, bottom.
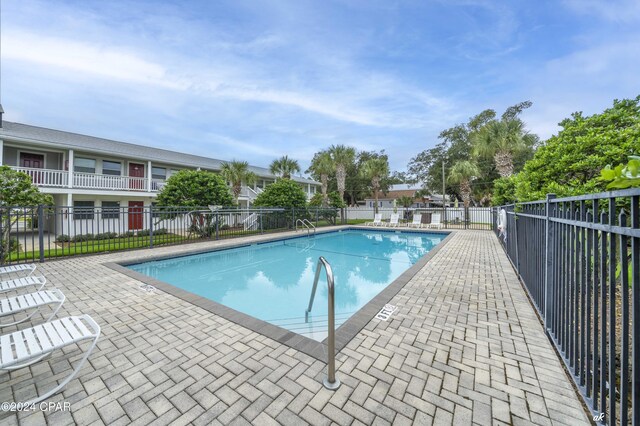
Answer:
[[0, 315, 101, 404], [0, 264, 37, 278], [428, 213, 442, 229], [386, 213, 400, 228], [407, 214, 423, 228], [498, 208, 508, 242], [365, 214, 383, 226], [0, 276, 47, 294], [0, 289, 65, 328]]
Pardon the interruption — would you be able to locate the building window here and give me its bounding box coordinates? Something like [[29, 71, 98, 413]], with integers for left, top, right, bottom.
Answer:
[[152, 167, 166, 180], [102, 161, 121, 176], [369, 202, 372, 207], [101, 201, 120, 219], [74, 157, 96, 174], [73, 201, 95, 220]]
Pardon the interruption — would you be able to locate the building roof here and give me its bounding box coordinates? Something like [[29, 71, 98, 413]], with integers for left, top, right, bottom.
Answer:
[[0, 121, 318, 184]]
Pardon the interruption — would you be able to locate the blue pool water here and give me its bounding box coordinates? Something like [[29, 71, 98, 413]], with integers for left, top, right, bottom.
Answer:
[[128, 229, 446, 341]]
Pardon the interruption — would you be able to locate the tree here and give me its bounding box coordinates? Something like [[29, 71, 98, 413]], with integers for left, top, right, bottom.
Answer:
[[472, 114, 538, 177], [155, 170, 233, 237], [220, 160, 257, 205], [155, 170, 233, 207], [448, 161, 481, 208], [408, 103, 536, 202], [269, 155, 301, 179], [601, 155, 640, 189], [0, 166, 54, 261], [396, 195, 415, 208], [308, 191, 346, 208], [306, 151, 334, 206], [514, 96, 640, 201], [253, 179, 307, 208], [327, 145, 356, 203], [360, 157, 389, 214]]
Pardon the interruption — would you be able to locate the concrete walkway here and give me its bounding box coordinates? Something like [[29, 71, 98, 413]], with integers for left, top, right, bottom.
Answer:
[[0, 230, 589, 425]]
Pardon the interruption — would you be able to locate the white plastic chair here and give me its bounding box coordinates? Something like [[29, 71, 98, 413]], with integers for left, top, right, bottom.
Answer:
[[428, 213, 442, 229], [366, 214, 383, 226], [0, 276, 47, 294], [0, 264, 37, 278], [498, 208, 508, 242], [386, 213, 400, 228], [0, 315, 101, 404], [407, 214, 422, 228], [0, 289, 65, 328]]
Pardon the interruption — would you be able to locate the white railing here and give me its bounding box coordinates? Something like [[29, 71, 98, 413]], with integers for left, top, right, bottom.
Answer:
[[10, 167, 167, 192], [12, 167, 68, 187], [240, 186, 261, 201], [73, 172, 149, 191], [242, 212, 259, 231]]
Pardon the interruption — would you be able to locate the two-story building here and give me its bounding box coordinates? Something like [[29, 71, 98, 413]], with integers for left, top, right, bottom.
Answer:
[[0, 116, 319, 219]]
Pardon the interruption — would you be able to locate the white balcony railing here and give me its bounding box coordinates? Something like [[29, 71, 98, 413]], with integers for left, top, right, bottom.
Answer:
[[11, 167, 163, 193], [12, 167, 69, 187]]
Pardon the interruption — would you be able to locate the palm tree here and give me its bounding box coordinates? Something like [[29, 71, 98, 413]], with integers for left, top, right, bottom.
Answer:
[[360, 157, 389, 214], [448, 160, 480, 208], [396, 195, 415, 208], [220, 160, 257, 205], [471, 118, 536, 178], [307, 151, 334, 207], [328, 144, 356, 204], [269, 155, 301, 179]]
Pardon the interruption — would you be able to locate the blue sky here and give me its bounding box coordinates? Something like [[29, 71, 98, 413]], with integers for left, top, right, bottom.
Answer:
[[2, 0, 639, 174]]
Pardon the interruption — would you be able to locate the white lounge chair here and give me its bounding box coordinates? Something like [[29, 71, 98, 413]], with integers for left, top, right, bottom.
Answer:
[[366, 214, 383, 226], [428, 213, 442, 229], [498, 208, 508, 242], [0, 315, 101, 404], [0, 276, 47, 294], [407, 214, 423, 228], [0, 264, 37, 278], [386, 213, 400, 228], [0, 290, 65, 328]]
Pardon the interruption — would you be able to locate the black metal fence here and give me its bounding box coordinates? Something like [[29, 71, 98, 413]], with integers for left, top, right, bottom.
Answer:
[[0, 206, 343, 265], [495, 189, 640, 425]]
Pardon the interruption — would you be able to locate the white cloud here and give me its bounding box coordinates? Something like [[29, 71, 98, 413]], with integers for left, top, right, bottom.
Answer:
[[562, 0, 640, 23]]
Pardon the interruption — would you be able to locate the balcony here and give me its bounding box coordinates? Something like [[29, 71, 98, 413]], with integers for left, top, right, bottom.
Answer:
[[12, 167, 164, 193]]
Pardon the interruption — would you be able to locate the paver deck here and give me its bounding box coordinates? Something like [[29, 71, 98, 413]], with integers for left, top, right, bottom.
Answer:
[[0, 229, 590, 425]]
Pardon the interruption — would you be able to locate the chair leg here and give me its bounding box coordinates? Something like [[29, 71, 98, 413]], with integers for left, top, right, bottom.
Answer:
[[21, 334, 100, 405]]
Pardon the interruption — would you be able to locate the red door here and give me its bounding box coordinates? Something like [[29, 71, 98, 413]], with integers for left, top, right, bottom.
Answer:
[[129, 163, 145, 190], [128, 201, 144, 230], [20, 153, 45, 183]]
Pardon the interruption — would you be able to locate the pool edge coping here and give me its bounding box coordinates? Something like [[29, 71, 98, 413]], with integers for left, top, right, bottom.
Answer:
[[104, 226, 455, 362]]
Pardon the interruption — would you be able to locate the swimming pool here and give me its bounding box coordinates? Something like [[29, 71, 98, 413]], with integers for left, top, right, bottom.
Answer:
[[127, 229, 446, 342]]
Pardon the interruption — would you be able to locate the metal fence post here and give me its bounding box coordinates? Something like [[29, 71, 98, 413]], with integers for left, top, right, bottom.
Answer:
[[259, 208, 264, 234], [38, 205, 45, 263], [514, 205, 520, 272], [149, 206, 154, 249], [215, 211, 219, 240], [543, 193, 556, 330]]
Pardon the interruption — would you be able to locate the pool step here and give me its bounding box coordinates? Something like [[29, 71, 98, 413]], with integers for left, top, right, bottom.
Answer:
[[269, 312, 354, 338]]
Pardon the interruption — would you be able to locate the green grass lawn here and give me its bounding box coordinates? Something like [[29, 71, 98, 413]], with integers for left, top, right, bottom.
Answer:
[[9, 234, 187, 261]]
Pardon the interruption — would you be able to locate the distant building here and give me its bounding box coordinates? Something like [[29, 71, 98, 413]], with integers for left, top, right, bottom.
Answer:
[[363, 184, 451, 208]]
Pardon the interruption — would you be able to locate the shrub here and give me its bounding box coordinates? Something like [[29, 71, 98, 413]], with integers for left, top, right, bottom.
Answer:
[[55, 234, 71, 243], [253, 179, 307, 208], [7, 238, 21, 253], [72, 234, 94, 242], [94, 232, 118, 240]]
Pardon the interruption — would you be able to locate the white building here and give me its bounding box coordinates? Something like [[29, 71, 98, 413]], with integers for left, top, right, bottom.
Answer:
[[363, 184, 451, 209], [0, 117, 319, 233]]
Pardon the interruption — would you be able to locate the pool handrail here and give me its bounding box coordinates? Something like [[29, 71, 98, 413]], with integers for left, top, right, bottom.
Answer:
[[305, 256, 340, 390], [295, 219, 316, 235]]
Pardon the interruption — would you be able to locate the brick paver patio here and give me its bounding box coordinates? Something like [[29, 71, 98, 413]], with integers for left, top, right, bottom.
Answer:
[[0, 229, 590, 425]]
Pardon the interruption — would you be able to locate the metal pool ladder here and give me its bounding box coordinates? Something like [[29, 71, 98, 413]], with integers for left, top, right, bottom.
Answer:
[[295, 219, 316, 235], [305, 256, 341, 390]]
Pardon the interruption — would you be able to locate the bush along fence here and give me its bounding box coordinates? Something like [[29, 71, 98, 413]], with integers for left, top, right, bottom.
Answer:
[[495, 188, 640, 425], [0, 205, 344, 265]]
